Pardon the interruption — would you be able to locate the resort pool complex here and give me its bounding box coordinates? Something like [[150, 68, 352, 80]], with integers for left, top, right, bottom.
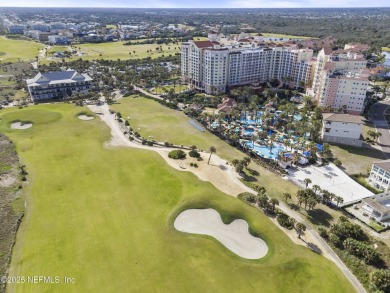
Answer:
[[240, 116, 262, 125], [243, 140, 286, 160]]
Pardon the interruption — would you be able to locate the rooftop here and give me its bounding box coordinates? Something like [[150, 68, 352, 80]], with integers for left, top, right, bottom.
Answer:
[[322, 113, 364, 124], [373, 159, 390, 173], [193, 40, 213, 48], [362, 194, 390, 215], [27, 69, 92, 86]]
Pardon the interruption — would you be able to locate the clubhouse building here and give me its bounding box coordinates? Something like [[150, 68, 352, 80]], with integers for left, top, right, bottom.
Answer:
[[27, 69, 93, 102]]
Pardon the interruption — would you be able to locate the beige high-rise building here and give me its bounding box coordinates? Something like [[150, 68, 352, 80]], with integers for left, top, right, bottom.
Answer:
[[181, 34, 314, 95], [308, 48, 369, 115]]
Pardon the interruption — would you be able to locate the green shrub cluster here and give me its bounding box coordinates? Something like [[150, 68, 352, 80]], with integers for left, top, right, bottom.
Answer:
[[168, 150, 186, 159]]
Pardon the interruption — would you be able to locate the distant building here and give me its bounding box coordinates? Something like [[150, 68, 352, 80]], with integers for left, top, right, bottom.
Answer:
[[26, 69, 93, 102], [368, 160, 390, 192], [29, 22, 50, 32], [6, 24, 26, 34], [49, 22, 66, 32], [361, 192, 390, 225], [27, 30, 51, 42], [48, 35, 70, 45], [321, 113, 364, 146]]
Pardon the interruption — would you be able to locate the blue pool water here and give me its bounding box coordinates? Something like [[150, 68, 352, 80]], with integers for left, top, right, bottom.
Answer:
[[240, 116, 262, 125], [243, 128, 255, 136], [293, 114, 302, 121], [243, 140, 286, 160]]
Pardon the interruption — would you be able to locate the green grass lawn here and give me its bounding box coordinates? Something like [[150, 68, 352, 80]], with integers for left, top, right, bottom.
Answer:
[[0, 77, 15, 86], [110, 96, 301, 202], [151, 84, 188, 94], [0, 104, 354, 292], [111, 96, 245, 161], [0, 37, 44, 63], [47, 46, 70, 54], [0, 89, 28, 102], [75, 41, 181, 61], [331, 144, 386, 175], [330, 122, 386, 175]]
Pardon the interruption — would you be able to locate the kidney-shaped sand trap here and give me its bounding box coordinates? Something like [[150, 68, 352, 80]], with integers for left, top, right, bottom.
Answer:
[[78, 115, 94, 121], [11, 122, 32, 129], [174, 208, 268, 259]]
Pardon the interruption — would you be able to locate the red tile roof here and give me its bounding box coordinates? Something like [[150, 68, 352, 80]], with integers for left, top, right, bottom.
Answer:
[[323, 47, 333, 55], [193, 40, 213, 48]]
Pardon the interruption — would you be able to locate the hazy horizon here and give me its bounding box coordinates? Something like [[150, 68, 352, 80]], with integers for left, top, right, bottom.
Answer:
[[1, 1, 389, 9]]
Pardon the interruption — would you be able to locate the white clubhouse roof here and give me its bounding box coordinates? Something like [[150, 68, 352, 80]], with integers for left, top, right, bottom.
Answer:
[[27, 69, 92, 87]]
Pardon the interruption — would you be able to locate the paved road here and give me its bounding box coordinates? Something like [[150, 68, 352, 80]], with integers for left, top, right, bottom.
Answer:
[[133, 86, 164, 101], [369, 100, 390, 158]]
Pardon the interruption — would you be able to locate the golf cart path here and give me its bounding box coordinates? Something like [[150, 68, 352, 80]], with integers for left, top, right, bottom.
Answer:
[[89, 103, 366, 293]]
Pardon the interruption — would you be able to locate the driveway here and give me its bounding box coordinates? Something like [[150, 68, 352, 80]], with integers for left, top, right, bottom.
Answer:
[[369, 100, 390, 158]]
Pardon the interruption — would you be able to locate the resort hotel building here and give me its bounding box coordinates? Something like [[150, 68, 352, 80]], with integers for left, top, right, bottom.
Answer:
[[181, 32, 370, 115], [26, 69, 93, 102], [308, 48, 370, 114], [181, 32, 314, 95]]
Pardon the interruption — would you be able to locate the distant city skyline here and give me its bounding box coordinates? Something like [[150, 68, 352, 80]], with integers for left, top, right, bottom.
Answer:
[[1, 0, 389, 8]]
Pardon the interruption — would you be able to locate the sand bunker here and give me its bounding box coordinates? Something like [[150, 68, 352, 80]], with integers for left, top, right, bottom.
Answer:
[[174, 209, 268, 259], [11, 122, 32, 129], [78, 115, 94, 121]]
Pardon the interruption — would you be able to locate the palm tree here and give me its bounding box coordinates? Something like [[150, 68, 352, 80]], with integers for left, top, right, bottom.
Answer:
[[256, 193, 269, 209], [303, 178, 312, 188], [295, 222, 306, 239], [335, 196, 344, 207], [242, 157, 251, 169], [312, 184, 321, 195], [235, 162, 244, 174], [251, 132, 258, 149], [208, 146, 216, 165], [270, 198, 279, 213], [283, 192, 292, 203]]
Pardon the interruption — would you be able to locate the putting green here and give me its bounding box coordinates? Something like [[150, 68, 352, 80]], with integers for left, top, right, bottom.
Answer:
[[0, 104, 354, 292]]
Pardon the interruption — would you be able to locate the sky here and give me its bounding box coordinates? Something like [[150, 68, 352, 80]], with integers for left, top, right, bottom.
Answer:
[[0, 0, 389, 8]]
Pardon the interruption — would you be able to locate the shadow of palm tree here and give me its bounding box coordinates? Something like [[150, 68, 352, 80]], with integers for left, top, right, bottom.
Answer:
[[307, 242, 322, 254], [306, 209, 333, 227]]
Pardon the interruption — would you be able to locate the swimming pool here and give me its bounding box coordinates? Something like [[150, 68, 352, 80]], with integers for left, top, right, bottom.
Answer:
[[243, 140, 286, 160], [240, 114, 262, 125], [243, 128, 255, 136]]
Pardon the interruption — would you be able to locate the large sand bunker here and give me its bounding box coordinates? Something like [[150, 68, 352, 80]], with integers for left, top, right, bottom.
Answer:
[[78, 115, 94, 121], [11, 122, 32, 129], [174, 209, 268, 259]]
